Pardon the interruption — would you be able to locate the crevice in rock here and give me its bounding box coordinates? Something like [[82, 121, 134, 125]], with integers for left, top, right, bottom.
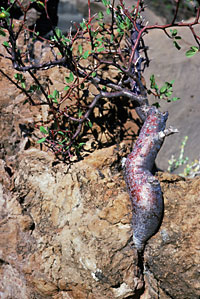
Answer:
[[0, 258, 9, 266]]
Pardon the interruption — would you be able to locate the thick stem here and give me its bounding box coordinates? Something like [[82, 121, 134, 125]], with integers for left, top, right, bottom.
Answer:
[[124, 107, 177, 251]]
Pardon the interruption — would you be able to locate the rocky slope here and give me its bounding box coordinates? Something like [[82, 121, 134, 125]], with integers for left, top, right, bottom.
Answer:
[[0, 147, 199, 298]]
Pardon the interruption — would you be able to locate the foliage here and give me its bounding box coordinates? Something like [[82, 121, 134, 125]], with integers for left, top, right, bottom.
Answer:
[[0, 0, 199, 161], [168, 136, 200, 177], [168, 136, 189, 173]]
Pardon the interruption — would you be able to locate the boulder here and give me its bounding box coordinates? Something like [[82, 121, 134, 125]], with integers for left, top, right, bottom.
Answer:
[[0, 147, 199, 298]]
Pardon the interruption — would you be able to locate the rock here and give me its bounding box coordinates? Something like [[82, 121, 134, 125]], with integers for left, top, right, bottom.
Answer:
[[0, 147, 199, 298], [0, 147, 142, 298], [145, 172, 200, 299]]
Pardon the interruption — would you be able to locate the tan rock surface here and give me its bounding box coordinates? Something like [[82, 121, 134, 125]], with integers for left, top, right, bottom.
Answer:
[[0, 146, 199, 298]]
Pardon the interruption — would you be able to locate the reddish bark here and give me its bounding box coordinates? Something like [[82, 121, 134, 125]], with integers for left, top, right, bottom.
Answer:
[[124, 106, 176, 251]]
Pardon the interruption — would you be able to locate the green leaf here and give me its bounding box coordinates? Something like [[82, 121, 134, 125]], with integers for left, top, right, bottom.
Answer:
[[52, 98, 58, 104], [80, 21, 87, 30], [153, 102, 160, 108], [110, 34, 114, 43], [53, 89, 59, 98], [36, 1, 45, 8], [58, 131, 64, 135], [173, 41, 181, 50], [78, 142, 85, 148], [160, 85, 167, 94], [63, 37, 71, 43], [169, 97, 180, 102], [165, 91, 172, 97], [119, 22, 126, 30], [106, 7, 111, 15], [3, 41, 10, 48], [64, 86, 70, 91], [78, 44, 83, 55], [91, 71, 97, 77], [185, 46, 198, 57], [21, 82, 26, 89], [37, 137, 47, 144], [88, 120, 93, 128], [170, 29, 177, 37], [0, 27, 6, 36], [102, 0, 108, 6], [97, 47, 105, 52], [150, 74, 158, 90], [55, 27, 62, 38], [65, 72, 74, 83], [97, 11, 104, 20], [40, 126, 48, 134], [78, 110, 82, 118], [82, 50, 89, 59]]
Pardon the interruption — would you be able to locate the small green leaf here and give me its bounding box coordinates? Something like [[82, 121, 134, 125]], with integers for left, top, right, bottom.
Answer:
[[102, 0, 108, 6], [150, 74, 158, 91], [55, 27, 62, 38], [78, 110, 82, 118], [97, 11, 104, 20], [40, 126, 48, 134], [36, 1, 45, 8], [63, 37, 71, 43], [119, 22, 126, 30], [82, 50, 89, 59], [3, 41, 10, 48], [153, 102, 160, 108], [91, 72, 97, 77], [97, 47, 105, 52], [106, 7, 111, 15], [171, 29, 177, 37], [21, 82, 26, 89], [110, 34, 114, 43], [0, 27, 6, 36], [58, 131, 64, 135], [78, 142, 85, 148], [78, 44, 83, 55], [185, 46, 198, 57], [65, 72, 74, 83], [88, 120, 93, 128], [64, 86, 70, 91], [37, 137, 47, 143], [53, 89, 59, 98], [169, 97, 180, 102], [53, 98, 58, 104], [173, 41, 181, 50], [80, 21, 87, 30], [160, 85, 167, 94], [175, 36, 181, 40]]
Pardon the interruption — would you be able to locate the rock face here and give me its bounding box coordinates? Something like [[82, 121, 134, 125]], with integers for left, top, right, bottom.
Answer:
[[0, 147, 200, 298], [146, 172, 200, 299]]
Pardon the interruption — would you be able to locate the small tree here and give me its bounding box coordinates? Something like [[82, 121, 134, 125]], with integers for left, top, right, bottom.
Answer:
[[0, 0, 199, 161]]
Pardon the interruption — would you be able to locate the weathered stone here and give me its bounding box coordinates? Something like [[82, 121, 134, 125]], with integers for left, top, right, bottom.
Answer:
[[0, 146, 199, 298], [145, 173, 200, 299]]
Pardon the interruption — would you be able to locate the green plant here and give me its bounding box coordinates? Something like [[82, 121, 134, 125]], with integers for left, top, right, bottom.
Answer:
[[168, 136, 200, 177], [168, 136, 189, 173]]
